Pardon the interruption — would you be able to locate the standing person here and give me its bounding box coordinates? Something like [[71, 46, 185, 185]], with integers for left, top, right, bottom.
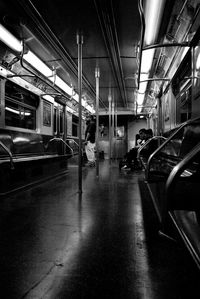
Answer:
[[84, 115, 96, 167], [100, 123, 105, 137]]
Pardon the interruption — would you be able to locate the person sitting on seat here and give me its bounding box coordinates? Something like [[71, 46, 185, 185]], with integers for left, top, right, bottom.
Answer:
[[137, 128, 156, 162], [120, 128, 148, 171]]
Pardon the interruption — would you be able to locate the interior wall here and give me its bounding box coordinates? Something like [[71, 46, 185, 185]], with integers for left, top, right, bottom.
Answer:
[[98, 116, 147, 158]]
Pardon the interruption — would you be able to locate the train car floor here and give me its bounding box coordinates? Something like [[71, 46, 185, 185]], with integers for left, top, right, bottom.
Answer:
[[0, 160, 200, 299]]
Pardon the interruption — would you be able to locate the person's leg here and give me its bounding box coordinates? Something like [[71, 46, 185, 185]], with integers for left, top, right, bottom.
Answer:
[[132, 148, 142, 169], [85, 141, 95, 166], [127, 148, 137, 166]]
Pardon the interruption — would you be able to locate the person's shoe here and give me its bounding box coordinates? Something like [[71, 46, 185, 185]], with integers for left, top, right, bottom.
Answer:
[[121, 165, 128, 169], [85, 161, 95, 167], [121, 165, 130, 170]]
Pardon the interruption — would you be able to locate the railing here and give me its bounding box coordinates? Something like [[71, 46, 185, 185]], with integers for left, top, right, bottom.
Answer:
[[145, 117, 200, 181], [164, 142, 200, 222], [137, 136, 166, 160], [48, 137, 74, 155], [0, 141, 14, 169], [65, 138, 80, 155], [164, 143, 200, 267]]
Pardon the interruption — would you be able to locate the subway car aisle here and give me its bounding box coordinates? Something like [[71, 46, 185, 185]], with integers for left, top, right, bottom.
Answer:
[[0, 160, 200, 299]]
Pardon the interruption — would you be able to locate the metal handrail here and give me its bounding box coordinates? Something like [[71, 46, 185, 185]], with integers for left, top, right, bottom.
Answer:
[[0, 141, 14, 169], [146, 117, 200, 181], [162, 142, 200, 225], [65, 138, 80, 155], [66, 138, 79, 148], [137, 136, 166, 159], [49, 137, 74, 155]]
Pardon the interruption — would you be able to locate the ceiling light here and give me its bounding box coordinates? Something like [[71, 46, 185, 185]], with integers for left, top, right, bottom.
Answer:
[[66, 106, 75, 114], [141, 49, 155, 73], [0, 24, 22, 52], [24, 51, 52, 77], [196, 50, 200, 69], [42, 95, 55, 104], [137, 93, 145, 106], [144, 0, 166, 45], [0, 23, 94, 114], [138, 0, 166, 110], [138, 73, 148, 93], [5, 106, 20, 114]]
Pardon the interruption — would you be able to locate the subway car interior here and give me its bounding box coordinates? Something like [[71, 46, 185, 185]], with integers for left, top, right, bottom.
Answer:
[[1, 0, 200, 298]]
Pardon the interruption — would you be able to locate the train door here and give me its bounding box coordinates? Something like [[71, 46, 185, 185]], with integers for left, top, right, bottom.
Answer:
[[112, 125, 127, 159], [54, 103, 65, 138]]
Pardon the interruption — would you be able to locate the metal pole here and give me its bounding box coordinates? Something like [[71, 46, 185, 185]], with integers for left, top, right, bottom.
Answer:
[[115, 108, 117, 159], [108, 94, 112, 163], [157, 97, 162, 136], [77, 32, 83, 194], [191, 46, 195, 105], [95, 67, 100, 177], [112, 101, 115, 159]]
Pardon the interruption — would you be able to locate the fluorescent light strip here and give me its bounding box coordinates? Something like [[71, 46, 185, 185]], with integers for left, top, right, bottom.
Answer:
[[24, 51, 95, 113], [24, 51, 52, 77], [144, 0, 165, 45], [141, 49, 155, 73], [5, 106, 30, 116], [42, 94, 55, 104], [66, 106, 75, 114], [0, 24, 22, 52], [137, 93, 145, 106], [0, 23, 94, 114], [49, 75, 72, 95], [5, 106, 20, 115], [138, 0, 166, 111], [196, 49, 200, 69]]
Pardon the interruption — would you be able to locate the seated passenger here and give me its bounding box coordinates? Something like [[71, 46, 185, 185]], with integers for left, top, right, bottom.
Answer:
[[139, 128, 157, 161], [146, 128, 153, 139], [120, 128, 149, 171]]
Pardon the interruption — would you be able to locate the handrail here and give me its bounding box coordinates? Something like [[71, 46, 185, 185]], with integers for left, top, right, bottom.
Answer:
[[137, 136, 166, 159], [146, 117, 200, 181], [162, 142, 200, 225], [65, 138, 79, 148], [49, 137, 74, 155], [65, 138, 80, 155], [0, 141, 14, 169]]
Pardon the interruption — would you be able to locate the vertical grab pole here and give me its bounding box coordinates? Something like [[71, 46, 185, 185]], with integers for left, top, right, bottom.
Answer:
[[112, 101, 115, 159], [95, 67, 100, 177], [115, 107, 117, 159], [108, 94, 112, 163], [157, 96, 162, 136], [191, 46, 195, 105], [77, 32, 83, 194]]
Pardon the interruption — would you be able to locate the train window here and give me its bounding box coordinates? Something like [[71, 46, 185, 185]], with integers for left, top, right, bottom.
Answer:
[[5, 81, 38, 130], [176, 83, 192, 124], [59, 109, 64, 134], [5, 80, 39, 108], [53, 105, 64, 136], [5, 97, 36, 129], [72, 115, 78, 137], [172, 52, 192, 125], [54, 107, 58, 135]]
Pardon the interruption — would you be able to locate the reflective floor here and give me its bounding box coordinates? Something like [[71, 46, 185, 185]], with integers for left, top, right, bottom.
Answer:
[[0, 160, 200, 299]]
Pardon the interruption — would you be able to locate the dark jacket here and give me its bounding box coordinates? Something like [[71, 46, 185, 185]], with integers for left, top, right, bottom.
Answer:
[[85, 120, 96, 143]]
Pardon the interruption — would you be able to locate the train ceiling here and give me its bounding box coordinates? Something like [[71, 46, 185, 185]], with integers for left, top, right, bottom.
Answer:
[[0, 0, 200, 116]]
